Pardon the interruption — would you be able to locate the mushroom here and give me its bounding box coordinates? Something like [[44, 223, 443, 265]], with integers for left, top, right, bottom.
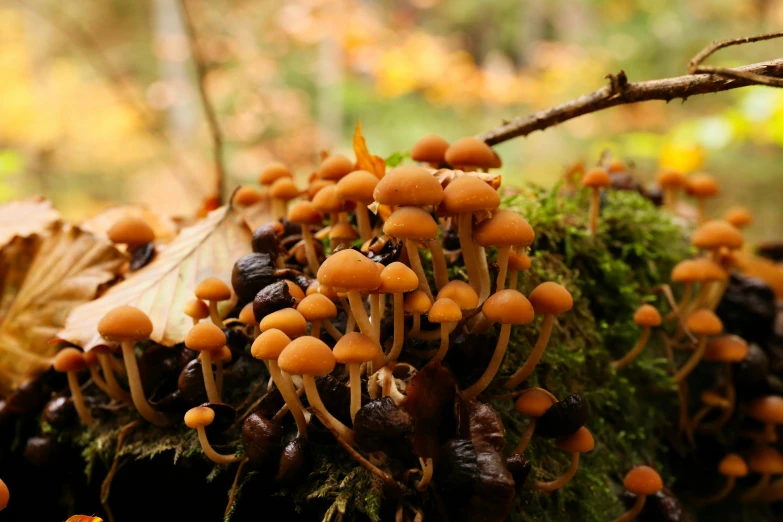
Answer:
[[741, 446, 783, 501], [233, 186, 265, 207], [686, 173, 719, 223], [696, 335, 749, 432], [329, 222, 359, 250], [528, 427, 594, 492], [383, 207, 439, 301], [238, 302, 259, 338], [504, 282, 573, 389], [195, 277, 232, 328], [52, 348, 93, 426], [473, 210, 535, 292], [437, 280, 479, 312], [665, 259, 700, 320], [317, 153, 354, 182], [98, 306, 169, 426], [687, 390, 732, 444], [284, 280, 306, 305], [313, 183, 351, 231], [211, 345, 232, 397], [696, 454, 748, 504], [746, 396, 783, 443], [613, 466, 663, 522], [428, 298, 462, 363], [724, 206, 752, 229], [444, 136, 497, 172], [686, 257, 728, 312], [107, 216, 155, 254], [404, 290, 432, 338], [463, 289, 534, 399], [269, 177, 300, 220], [184, 299, 210, 326], [411, 134, 449, 168], [258, 161, 293, 188], [278, 336, 354, 443], [656, 168, 687, 212], [317, 248, 381, 342], [297, 293, 338, 340], [184, 406, 242, 464], [441, 176, 500, 303], [581, 167, 611, 235], [251, 329, 308, 437], [336, 170, 379, 241], [0, 477, 7, 511], [513, 388, 558, 453], [674, 309, 723, 383], [507, 251, 531, 289], [334, 332, 383, 422], [91, 345, 130, 403], [369, 262, 386, 341], [82, 349, 112, 398], [287, 201, 323, 274], [307, 178, 335, 200], [259, 307, 308, 339], [185, 322, 226, 403], [611, 304, 662, 370], [691, 220, 744, 261], [378, 262, 419, 361]]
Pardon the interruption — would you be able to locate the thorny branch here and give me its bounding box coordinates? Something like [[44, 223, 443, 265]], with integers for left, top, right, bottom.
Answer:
[[479, 32, 783, 145], [178, 0, 227, 205]]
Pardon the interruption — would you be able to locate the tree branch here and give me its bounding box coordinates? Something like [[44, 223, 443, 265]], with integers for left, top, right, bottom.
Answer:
[[479, 32, 783, 145], [178, 0, 226, 204]]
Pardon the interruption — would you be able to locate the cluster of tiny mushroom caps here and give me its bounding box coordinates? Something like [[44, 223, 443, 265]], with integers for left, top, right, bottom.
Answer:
[[29, 138, 770, 520]]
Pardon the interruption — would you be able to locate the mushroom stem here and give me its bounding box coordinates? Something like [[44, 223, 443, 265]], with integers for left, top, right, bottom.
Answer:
[[120, 340, 170, 426], [529, 452, 580, 491], [323, 320, 343, 341], [207, 300, 225, 328], [370, 294, 381, 338], [302, 374, 354, 444], [699, 366, 736, 432], [432, 323, 451, 363], [611, 328, 651, 371], [457, 212, 482, 297], [410, 314, 421, 337], [388, 293, 405, 362], [694, 476, 736, 505], [410, 322, 457, 340], [349, 363, 362, 422], [495, 246, 511, 292], [339, 297, 356, 334], [67, 371, 93, 426], [405, 239, 433, 301], [416, 457, 434, 491], [476, 244, 492, 303], [356, 204, 372, 241], [508, 269, 519, 290], [674, 335, 707, 383], [216, 359, 224, 397], [428, 239, 450, 291], [347, 291, 377, 343], [195, 427, 243, 464], [588, 188, 600, 235], [98, 353, 131, 403], [200, 350, 221, 403], [463, 323, 511, 399], [88, 365, 112, 397], [504, 314, 555, 389], [514, 419, 537, 455], [311, 319, 322, 339], [741, 473, 771, 501], [268, 360, 309, 437], [300, 225, 321, 275], [664, 283, 692, 321], [696, 198, 706, 223], [613, 494, 646, 522]]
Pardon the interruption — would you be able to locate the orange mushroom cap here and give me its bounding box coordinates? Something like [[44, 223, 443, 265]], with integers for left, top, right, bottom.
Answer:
[[428, 298, 462, 324], [278, 336, 336, 376], [317, 248, 381, 293], [704, 335, 749, 363], [297, 293, 338, 321], [251, 328, 292, 360], [482, 289, 535, 325], [269, 177, 300, 201], [686, 173, 719, 198], [288, 201, 323, 226], [333, 332, 382, 364], [383, 207, 439, 240], [724, 207, 752, 229], [623, 466, 663, 496], [444, 137, 497, 169], [657, 169, 686, 189], [746, 396, 783, 425], [379, 262, 419, 294], [685, 309, 723, 336], [474, 210, 535, 248], [691, 220, 743, 251], [373, 166, 444, 207], [437, 280, 479, 310], [633, 304, 662, 327], [411, 134, 450, 164], [107, 216, 155, 247], [185, 322, 227, 352], [258, 162, 293, 186], [98, 306, 154, 342], [318, 154, 354, 181], [718, 454, 749, 477], [528, 282, 573, 315], [441, 175, 500, 215], [581, 168, 611, 188], [233, 186, 265, 207], [184, 299, 210, 321], [53, 348, 87, 373], [555, 427, 595, 453], [195, 277, 232, 302], [748, 446, 783, 475], [184, 406, 215, 428], [259, 308, 308, 338], [514, 389, 556, 417], [404, 290, 432, 314], [336, 170, 379, 204]]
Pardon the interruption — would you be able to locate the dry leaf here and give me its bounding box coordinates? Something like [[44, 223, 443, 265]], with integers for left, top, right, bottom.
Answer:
[[0, 223, 126, 396], [0, 196, 61, 249], [59, 205, 253, 349], [352, 121, 386, 179], [434, 168, 501, 190], [81, 204, 180, 243], [241, 199, 274, 230]]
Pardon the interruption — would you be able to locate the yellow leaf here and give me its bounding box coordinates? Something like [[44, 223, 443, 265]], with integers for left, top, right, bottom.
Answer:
[[0, 196, 61, 249], [0, 223, 126, 396], [58, 205, 252, 349], [659, 143, 705, 174], [81, 204, 180, 244], [352, 121, 386, 179]]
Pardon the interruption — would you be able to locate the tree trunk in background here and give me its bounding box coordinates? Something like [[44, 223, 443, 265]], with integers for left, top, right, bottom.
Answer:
[[316, 12, 344, 152], [517, 0, 546, 67]]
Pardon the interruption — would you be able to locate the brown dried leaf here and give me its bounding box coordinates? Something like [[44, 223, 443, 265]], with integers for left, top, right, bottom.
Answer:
[[0, 196, 61, 249], [241, 199, 275, 230], [0, 224, 126, 396], [81, 204, 180, 243], [402, 361, 456, 460], [434, 169, 501, 190], [58, 205, 252, 349], [352, 121, 385, 179]]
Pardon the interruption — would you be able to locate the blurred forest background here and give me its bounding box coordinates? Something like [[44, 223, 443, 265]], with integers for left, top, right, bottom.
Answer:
[[1, 0, 782, 244]]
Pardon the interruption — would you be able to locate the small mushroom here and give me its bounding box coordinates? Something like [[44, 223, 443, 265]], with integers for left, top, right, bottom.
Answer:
[[513, 388, 558, 453], [107, 216, 155, 254], [184, 299, 210, 326], [336, 170, 379, 241], [505, 282, 573, 389], [334, 332, 383, 422], [379, 262, 419, 361], [91, 345, 130, 403], [474, 210, 535, 292], [373, 165, 444, 208], [437, 280, 479, 312], [611, 304, 662, 370], [666, 259, 700, 320], [696, 335, 749, 432], [184, 406, 242, 464], [0, 477, 7, 511], [52, 348, 93, 426], [184, 322, 226, 403], [317, 153, 354, 182], [383, 207, 439, 301], [287, 201, 323, 274], [405, 290, 432, 337], [724, 206, 752, 229], [690, 220, 744, 261], [507, 251, 531, 289], [444, 137, 497, 172], [98, 306, 169, 426], [674, 309, 723, 383], [258, 161, 293, 189], [614, 466, 664, 522], [313, 184, 351, 231], [695, 454, 748, 504], [233, 186, 265, 207], [195, 277, 232, 328], [297, 293, 338, 339], [656, 168, 687, 212], [463, 289, 534, 398], [278, 336, 354, 443], [269, 177, 300, 219], [411, 134, 449, 168], [429, 298, 462, 363], [687, 390, 732, 444], [746, 395, 783, 443], [82, 349, 112, 398], [251, 329, 308, 437], [685, 172, 719, 223], [741, 446, 783, 501], [329, 222, 359, 250], [581, 167, 611, 235], [259, 307, 308, 339], [528, 427, 594, 492], [238, 302, 258, 338]]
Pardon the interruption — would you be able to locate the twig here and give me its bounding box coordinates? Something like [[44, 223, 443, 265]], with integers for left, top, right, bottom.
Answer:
[[479, 33, 783, 145], [178, 0, 227, 204], [224, 457, 249, 519], [100, 419, 142, 522]]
